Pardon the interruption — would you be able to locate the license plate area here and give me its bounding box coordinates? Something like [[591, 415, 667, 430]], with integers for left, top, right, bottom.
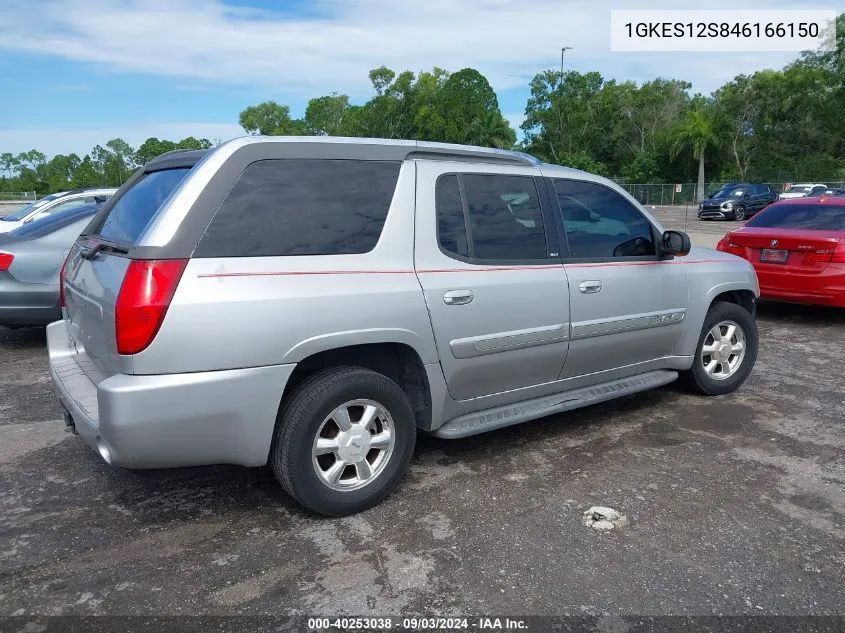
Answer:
[[760, 248, 789, 264]]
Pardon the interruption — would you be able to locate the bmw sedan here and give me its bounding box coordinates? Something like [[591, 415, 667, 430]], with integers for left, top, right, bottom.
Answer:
[[716, 196, 845, 308]]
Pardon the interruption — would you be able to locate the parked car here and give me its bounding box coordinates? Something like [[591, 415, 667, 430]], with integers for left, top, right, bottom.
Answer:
[[778, 183, 829, 200], [0, 202, 101, 327], [705, 183, 741, 199], [716, 196, 845, 307], [48, 138, 760, 516], [0, 187, 116, 233], [698, 183, 778, 221]]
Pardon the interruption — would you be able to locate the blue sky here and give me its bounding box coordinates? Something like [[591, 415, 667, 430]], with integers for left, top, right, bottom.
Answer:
[[0, 0, 833, 157]]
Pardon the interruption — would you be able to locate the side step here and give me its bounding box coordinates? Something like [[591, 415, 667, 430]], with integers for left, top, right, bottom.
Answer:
[[433, 370, 678, 439]]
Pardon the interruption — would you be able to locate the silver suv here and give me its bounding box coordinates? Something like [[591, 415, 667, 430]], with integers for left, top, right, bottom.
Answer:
[[48, 137, 760, 516]]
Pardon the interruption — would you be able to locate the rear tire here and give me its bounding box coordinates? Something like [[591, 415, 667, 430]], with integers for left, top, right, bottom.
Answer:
[[270, 366, 416, 516], [681, 302, 758, 396]]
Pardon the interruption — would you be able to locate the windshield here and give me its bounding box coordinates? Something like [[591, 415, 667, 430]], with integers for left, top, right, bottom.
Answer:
[[786, 186, 813, 194], [713, 188, 745, 200], [0, 195, 59, 222], [746, 204, 845, 231]]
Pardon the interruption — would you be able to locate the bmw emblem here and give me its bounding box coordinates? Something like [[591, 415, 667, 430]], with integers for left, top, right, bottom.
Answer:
[[770, 239, 778, 247]]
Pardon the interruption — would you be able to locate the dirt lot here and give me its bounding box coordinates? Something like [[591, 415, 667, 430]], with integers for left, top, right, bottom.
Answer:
[[1, 293, 844, 620]]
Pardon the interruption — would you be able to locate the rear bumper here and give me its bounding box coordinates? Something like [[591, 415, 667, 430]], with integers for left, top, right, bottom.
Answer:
[[46, 320, 296, 468], [0, 277, 60, 326], [757, 267, 845, 308]]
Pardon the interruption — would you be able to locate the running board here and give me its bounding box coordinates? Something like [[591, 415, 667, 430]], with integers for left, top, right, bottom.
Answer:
[[433, 370, 679, 439]]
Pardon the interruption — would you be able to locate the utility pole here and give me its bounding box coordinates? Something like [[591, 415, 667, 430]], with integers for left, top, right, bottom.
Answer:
[[560, 46, 573, 79]]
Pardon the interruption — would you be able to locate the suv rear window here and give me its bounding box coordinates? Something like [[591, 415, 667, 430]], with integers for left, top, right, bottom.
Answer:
[[96, 168, 191, 244], [194, 159, 401, 258]]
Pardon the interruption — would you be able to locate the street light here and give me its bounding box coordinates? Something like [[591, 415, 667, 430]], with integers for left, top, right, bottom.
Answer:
[[560, 46, 573, 78]]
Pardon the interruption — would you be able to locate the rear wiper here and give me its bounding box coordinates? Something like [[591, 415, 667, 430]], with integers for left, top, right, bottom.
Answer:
[[80, 241, 130, 260]]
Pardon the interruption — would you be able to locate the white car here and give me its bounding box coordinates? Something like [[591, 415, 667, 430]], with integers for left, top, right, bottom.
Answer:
[[0, 188, 117, 233], [778, 183, 828, 199]]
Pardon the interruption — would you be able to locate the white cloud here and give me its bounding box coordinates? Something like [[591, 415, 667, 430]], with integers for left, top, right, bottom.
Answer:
[[0, 122, 246, 156], [0, 0, 812, 100]]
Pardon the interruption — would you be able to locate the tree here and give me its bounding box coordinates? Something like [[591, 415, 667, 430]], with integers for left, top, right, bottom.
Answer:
[[239, 101, 308, 136], [304, 94, 352, 136], [439, 68, 500, 144], [467, 111, 516, 149], [0, 153, 18, 178], [16, 150, 46, 171], [136, 138, 178, 165], [522, 70, 614, 165], [670, 109, 719, 201], [714, 76, 758, 180]]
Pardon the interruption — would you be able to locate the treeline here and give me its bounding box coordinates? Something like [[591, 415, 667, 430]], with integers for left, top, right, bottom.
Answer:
[[3, 15, 843, 197], [0, 137, 213, 195]]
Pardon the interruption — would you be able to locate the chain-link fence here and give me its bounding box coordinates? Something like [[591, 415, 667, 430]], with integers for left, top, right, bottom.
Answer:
[[0, 191, 37, 202], [615, 182, 845, 206]]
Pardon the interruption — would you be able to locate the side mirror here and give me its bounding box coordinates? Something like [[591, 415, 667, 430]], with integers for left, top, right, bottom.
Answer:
[[662, 230, 691, 257], [588, 211, 602, 223], [93, 196, 107, 204]]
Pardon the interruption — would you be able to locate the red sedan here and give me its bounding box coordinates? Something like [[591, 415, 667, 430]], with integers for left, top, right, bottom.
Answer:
[[716, 196, 845, 307]]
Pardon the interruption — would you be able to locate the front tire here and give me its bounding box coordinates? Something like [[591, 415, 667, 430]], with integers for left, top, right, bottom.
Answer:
[[681, 302, 758, 396], [733, 206, 746, 221], [271, 367, 416, 516]]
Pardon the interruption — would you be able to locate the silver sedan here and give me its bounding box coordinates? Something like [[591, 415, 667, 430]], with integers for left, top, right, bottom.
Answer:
[[0, 202, 99, 327]]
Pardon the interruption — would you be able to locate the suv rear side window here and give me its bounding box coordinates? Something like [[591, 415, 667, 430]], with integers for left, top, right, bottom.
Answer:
[[553, 179, 656, 259], [436, 173, 548, 262], [97, 168, 190, 244], [194, 159, 401, 257]]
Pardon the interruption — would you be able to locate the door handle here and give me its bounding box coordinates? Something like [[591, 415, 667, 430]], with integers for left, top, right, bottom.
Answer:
[[579, 281, 603, 294], [443, 290, 474, 306]]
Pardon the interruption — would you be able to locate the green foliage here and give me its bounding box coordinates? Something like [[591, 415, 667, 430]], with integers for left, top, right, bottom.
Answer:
[[237, 66, 515, 149], [0, 135, 214, 195]]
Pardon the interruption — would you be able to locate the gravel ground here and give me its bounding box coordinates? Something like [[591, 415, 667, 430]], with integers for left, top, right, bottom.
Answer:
[[0, 299, 843, 621]]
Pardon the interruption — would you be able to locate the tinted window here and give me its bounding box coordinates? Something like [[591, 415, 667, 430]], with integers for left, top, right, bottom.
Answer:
[[436, 175, 469, 257], [195, 159, 401, 257], [97, 168, 191, 244], [460, 174, 547, 260], [553, 179, 655, 258], [745, 204, 844, 230]]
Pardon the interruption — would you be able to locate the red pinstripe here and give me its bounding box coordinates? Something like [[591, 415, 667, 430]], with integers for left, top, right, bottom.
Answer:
[[196, 259, 728, 278]]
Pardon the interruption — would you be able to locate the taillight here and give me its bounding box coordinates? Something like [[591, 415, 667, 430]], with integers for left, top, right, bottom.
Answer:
[[832, 243, 845, 264], [716, 236, 744, 257], [59, 252, 71, 308], [807, 249, 833, 264], [115, 259, 188, 355], [0, 252, 13, 271]]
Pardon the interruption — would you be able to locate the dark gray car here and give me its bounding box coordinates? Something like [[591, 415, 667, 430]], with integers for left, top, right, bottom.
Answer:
[[0, 203, 100, 327]]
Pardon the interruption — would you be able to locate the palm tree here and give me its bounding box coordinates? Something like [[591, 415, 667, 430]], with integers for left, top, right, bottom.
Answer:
[[670, 110, 719, 202], [467, 111, 516, 149]]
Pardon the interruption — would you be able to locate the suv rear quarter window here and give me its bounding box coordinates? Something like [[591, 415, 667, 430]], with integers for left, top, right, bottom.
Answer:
[[194, 159, 401, 258]]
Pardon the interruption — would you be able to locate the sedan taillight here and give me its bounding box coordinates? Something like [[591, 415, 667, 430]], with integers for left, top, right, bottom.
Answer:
[[0, 252, 13, 271], [832, 243, 845, 264]]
